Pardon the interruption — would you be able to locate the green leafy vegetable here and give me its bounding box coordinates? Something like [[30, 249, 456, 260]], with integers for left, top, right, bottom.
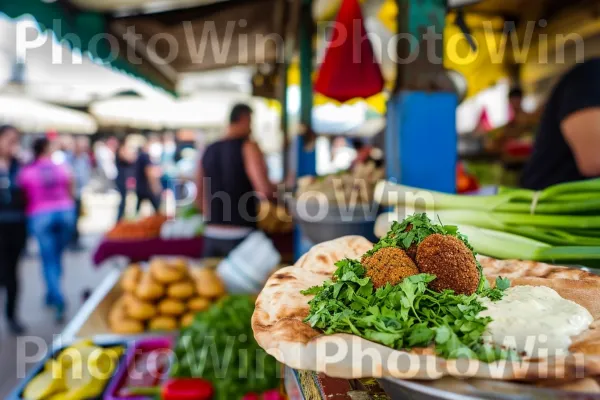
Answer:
[[495, 277, 511, 291], [171, 296, 279, 400], [479, 277, 511, 301], [303, 262, 516, 363]]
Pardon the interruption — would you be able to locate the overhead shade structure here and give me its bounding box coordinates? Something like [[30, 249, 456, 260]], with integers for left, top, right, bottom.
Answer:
[[109, 0, 299, 79], [70, 0, 218, 12], [90, 93, 282, 153], [0, 94, 97, 134], [90, 92, 252, 130], [0, 17, 168, 107], [0, 1, 170, 91]]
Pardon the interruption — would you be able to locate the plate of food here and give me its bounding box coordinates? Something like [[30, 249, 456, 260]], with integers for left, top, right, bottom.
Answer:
[[252, 214, 600, 396]]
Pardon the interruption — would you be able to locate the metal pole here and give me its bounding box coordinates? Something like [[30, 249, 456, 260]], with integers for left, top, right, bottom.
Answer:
[[299, 0, 314, 131]]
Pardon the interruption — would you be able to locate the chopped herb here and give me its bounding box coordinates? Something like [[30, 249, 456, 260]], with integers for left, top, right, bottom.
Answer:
[[479, 276, 511, 302]]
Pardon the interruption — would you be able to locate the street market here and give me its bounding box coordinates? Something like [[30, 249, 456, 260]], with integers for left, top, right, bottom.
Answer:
[[1, 0, 600, 399]]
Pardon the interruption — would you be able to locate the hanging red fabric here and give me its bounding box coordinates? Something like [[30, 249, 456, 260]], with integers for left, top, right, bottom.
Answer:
[[314, 0, 385, 102]]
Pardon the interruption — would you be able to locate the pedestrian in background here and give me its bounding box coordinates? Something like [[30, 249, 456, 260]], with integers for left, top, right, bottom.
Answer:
[[135, 141, 162, 214], [0, 125, 27, 335], [115, 139, 136, 221], [70, 136, 92, 250], [94, 137, 117, 193], [18, 138, 75, 323]]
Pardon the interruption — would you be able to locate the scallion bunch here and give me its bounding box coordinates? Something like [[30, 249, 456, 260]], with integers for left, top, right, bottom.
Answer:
[[375, 179, 600, 267]]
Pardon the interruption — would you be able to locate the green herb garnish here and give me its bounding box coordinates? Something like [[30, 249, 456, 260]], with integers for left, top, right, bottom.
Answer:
[[479, 277, 511, 301]]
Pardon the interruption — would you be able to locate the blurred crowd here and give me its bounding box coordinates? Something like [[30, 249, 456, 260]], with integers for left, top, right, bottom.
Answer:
[[0, 128, 198, 335]]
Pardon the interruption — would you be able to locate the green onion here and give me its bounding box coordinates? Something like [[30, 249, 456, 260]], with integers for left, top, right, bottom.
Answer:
[[456, 225, 600, 265], [374, 178, 600, 266]]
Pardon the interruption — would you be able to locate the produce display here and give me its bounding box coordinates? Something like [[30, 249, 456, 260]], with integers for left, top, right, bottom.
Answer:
[[22, 340, 123, 400], [172, 295, 281, 400], [109, 259, 225, 334], [375, 178, 600, 266], [106, 215, 168, 240], [257, 201, 293, 234], [160, 215, 204, 239], [252, 213, 600, 387], [296, 162, 384, 204]]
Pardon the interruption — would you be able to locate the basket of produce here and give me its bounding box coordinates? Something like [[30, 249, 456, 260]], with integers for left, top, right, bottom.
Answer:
[[289, 162, 384, 244], [251, 212, 600, 398], [108, 258, 226, 335], [11, 339, 125, 400], [106, 215, 168, 241]]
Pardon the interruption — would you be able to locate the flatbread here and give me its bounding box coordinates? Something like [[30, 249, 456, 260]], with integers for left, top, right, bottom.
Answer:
[[478, 256, 600, 282], [252, 236, 600, 382]]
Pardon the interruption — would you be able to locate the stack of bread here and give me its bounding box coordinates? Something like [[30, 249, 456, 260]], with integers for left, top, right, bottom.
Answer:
[[109, 258, 225, 334]]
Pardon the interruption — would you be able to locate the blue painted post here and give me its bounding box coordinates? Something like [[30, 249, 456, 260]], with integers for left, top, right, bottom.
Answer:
[[386, 0, 457, 193], [386, 92, 457, 193]]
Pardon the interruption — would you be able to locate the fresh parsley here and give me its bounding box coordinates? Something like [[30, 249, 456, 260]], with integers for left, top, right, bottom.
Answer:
[[479, 276, 511, 301], [303, 260, 516, 363]]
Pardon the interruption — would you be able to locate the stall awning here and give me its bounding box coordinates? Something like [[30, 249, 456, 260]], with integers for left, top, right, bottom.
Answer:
[[0, 94, 97, 134], [0, 17, 169, 107], [1, 0, 176, 92], [109, 0, 298, 75]]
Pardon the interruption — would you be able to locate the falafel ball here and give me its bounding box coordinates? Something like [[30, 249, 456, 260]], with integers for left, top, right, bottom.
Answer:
[[416, 234, 479, 295], [362, 247, 419, 288]]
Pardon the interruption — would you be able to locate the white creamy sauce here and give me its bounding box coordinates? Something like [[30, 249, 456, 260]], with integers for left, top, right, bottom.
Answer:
[[478, 285, 593, 358]]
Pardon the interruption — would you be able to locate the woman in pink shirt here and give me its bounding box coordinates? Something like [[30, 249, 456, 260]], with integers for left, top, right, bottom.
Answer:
[[18, 138, 75, 323]]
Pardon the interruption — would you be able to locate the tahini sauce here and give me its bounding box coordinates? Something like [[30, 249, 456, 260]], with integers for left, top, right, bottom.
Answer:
[[479, 285, 593, 358]]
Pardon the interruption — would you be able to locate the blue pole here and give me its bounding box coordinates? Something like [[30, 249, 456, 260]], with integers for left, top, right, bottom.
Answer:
[[386, 0, 457, 193]]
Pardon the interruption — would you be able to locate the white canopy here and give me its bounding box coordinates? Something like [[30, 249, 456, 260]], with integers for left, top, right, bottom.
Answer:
[[89, 91, 253, 130], [0, 94, 97, 134], [0, 16, 169, 107], [90, 92, 282, 153]]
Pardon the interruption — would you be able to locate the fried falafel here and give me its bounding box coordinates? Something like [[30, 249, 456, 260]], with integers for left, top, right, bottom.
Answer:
[[361, 247, 419, 288], [415, 234, 479, 295]]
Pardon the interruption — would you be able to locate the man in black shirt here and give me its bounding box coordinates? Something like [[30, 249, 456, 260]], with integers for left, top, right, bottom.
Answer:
[[196, 104, 275, 257], [521, 58, 600, 190]]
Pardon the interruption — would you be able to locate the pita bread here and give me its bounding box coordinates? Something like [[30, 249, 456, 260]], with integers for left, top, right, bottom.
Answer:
[[252, 236, 600, 382]]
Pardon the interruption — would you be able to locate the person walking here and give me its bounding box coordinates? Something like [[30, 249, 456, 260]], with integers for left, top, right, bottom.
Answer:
[[0, 125, 27, 334], [135, 142, 162, 214], [70, 137, 92, 249], [115, 139, 136, 221], [18, 138, 75, 323]]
